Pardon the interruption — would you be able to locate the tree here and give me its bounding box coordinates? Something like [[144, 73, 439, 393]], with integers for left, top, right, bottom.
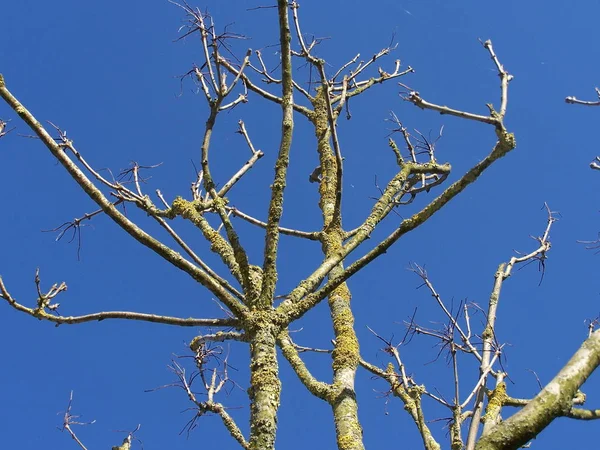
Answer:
[[1, 2, 599, 449]]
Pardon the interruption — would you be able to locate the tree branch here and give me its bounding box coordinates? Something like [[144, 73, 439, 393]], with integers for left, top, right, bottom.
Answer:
[[279, 125, 515, 324], [475, 329, 600, 449], [0, 276, 238, 327], [360, 359, 441, 450], [228, 206, 321, 240], [277, 330, 332, 400], [0, 74, 247, 318], [259, 0, 294, 307], [566, 407, 600, 420]]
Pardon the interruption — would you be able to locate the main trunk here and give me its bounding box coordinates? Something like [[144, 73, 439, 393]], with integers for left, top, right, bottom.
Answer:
[[248, 326, 281, 450]]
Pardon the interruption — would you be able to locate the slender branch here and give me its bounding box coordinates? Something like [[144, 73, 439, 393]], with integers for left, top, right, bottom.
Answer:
[[407, 40, 511, 126], [346, 45, 398, 83], [224, 49, 252, 97], [190, 330, 247, 353], [410, 264, 483, 362], [177, 2, 218, 93], [481, 40, 512, 118], [340, 65, 414, 102], [216, 146, 263, 197], [406, 91, 499, 126], [0, 276, 238, 327], [228, 206, 320, 240], [277, 330, 332, 400], [259, 0, 294, 306], [466, 208, 554, 450], [219, 58, 312, 117], [217, 120, 265, 198], [565, 87, 600, 106], [461, 352, 501, 409], [219, 92, 249, 111], [565, 97, 600, 106], [566, 407, 600, 420], [198, 104, 253, 297], [360, 359, 441, 450], [49, 125, 124, 193], [167, 358, 249, 449], [153, 215, 245, 301], [290, 2, 316, 62], [61, 391, 94, 450], [332, 53, 360, 82]]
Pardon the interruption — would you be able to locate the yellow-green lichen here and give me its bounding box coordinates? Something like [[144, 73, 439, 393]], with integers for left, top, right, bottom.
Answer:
[[246, 265, 264, 304], [331, 304, 359, 370], [248, 326, 281, 449], [483, 382, 507, 423]]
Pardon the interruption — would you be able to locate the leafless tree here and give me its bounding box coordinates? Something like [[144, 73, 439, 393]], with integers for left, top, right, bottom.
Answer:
[[2, 2, 599, 450]]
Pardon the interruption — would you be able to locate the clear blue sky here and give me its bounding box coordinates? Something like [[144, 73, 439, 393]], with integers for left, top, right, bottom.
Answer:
[[1, 1, 599, 449]]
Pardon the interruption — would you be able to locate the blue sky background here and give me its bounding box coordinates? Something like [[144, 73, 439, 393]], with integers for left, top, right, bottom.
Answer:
[[1, 1, 600, 449]]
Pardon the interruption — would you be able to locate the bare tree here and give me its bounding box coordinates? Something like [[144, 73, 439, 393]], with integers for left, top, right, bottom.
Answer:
[[1, 2, 599, 450]]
